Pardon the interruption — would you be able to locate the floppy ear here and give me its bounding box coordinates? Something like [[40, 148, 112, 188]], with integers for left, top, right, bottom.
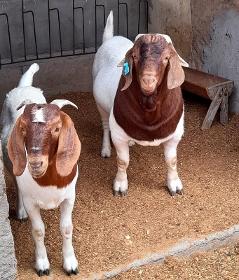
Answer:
[[7, 117, 27, 176], [56, 112, 81, 177], [121, 48, 134, 91], [167, 51, 185, 90]]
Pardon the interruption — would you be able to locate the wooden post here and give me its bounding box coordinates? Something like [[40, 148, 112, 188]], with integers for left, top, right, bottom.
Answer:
[[201, 88, 223, 130]]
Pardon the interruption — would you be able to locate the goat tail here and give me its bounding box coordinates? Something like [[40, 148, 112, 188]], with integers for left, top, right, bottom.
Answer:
[[102, 10, 114, 43], [18, 63, 39, 87]]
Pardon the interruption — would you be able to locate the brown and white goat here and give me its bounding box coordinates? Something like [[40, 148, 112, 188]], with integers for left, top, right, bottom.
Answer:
[[93, 11, 188, 196], [1, 64, 81, 276]]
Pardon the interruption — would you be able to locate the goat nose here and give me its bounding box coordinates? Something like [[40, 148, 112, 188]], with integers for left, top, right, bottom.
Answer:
[[142, 77, 156, 87]]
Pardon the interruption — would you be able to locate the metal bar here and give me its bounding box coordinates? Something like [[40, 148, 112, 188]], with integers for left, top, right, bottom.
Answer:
[[0, 0, 149, 67], [0, 13, 13, 64], [49, 8, 63, 56], [138, 0, 141, 34], [73, 0, 75, 54], [138, 0, 149, 34], [48, 0, 52, 56], [94, 0, 97, 51], [74, 7, 85, 54], [24, 11, 39, 59], [145, 0, 149, 33], [95, 2, 105, 51], [117, 0, 120, 34], [0, 50, 97, 68], [119, 2, 128, 38], [21, 0, 26, 61]]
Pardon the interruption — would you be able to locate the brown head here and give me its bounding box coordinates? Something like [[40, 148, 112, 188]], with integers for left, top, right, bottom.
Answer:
[[7, 100, 81, 179], [120, 34, 186, 97]]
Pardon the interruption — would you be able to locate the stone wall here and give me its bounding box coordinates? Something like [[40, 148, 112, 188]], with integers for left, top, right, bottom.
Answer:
[[149, 0, 239, 112], [0, 141, 17, 280], [190, 0, 239, 112], [148, 0, 192, 63]]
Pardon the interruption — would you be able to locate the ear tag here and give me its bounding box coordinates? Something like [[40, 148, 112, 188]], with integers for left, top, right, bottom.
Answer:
[[123, 62, 130, 76]]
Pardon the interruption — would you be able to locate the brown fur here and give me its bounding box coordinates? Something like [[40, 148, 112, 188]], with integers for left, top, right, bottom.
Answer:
[[34, 161, 78, 188], [7, 104, 81, 188], [55, 111, 81, 178], [114, 35, 184, 141], [7, 117, 27, 176]]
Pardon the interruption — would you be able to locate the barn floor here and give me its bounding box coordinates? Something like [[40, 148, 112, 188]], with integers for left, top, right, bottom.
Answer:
[[6, 91, 239, 279]]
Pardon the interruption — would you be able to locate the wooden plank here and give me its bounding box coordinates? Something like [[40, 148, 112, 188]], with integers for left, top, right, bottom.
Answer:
[[183, 67, 231, 87], [182, 67, 233, 100], [201, 89, 223, 130], [181, 67, 233, 129], [220, 89, 229, 125]]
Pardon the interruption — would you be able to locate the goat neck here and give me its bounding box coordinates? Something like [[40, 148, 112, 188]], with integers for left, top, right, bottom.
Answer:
[[113, 70, 184, 141], [33, 158, 78, 188]]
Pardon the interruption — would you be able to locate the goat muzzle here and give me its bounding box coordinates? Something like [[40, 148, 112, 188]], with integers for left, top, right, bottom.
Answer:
[[140, 73, 158, 94], [28, 156, 48, 178]]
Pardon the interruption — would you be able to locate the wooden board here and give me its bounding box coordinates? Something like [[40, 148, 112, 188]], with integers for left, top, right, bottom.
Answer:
[[182, 67, 232, 100]]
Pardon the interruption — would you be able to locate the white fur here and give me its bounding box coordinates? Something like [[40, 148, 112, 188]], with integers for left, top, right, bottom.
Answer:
[[93, 36, 133, 157], [32, 108, 45, 123], [93, 11, 184, 195], [17, 165, 78, 273], [102, 10, 114, 43], [18, 63, 40, 87], [0, 63, 79, 274], [17, 166, 78, 210]]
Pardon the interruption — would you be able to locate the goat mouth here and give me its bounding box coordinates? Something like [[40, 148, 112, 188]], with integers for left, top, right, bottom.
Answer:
[[29, 167, 47, 178], [141, 88, 156, 96]]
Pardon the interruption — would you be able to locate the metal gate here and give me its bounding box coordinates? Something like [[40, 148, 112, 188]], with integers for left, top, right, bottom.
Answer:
[[0, 0, 149, 68]]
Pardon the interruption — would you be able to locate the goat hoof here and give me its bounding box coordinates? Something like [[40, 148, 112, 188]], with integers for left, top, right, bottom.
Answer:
[[113, 190, 119, 196], [169, 190, 177, 196], [66, 268, 79, 276], [120, 190, 128, 197], [19, 217, 28, 223], [113, 190, 128, 197], [169, 189, 183, 196], [101, 147, 111, 158], [17, 208, 28, 221], [176, 189, 183, 195], [37, 269, 50, 277]]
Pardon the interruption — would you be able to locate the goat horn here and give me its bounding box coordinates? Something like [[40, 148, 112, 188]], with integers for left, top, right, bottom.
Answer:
[[17, 99, 33, 111], [50, 99, 78, 110]]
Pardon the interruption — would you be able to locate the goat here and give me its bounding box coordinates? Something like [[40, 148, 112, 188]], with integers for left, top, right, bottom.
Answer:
[[1, 63, 81, 276], [93, 11, 188, 196]]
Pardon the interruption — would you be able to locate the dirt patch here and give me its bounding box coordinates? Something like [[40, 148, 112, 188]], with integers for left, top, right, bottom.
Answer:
[[6, 92, 239, 279], [114, 243, 239, 280]]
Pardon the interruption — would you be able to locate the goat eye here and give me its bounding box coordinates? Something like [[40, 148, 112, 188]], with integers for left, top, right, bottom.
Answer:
[[163, 57, 169, 64], [21, 127, 26, 134], [54, 127, 60, 133]]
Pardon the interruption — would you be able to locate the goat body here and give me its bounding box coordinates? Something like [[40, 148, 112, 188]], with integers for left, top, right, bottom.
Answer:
[[93, 11, 186, 196], [1, 63, 80, 276]]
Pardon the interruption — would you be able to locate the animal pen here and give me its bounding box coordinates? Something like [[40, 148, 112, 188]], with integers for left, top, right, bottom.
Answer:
[[1, 1, 239, 280]]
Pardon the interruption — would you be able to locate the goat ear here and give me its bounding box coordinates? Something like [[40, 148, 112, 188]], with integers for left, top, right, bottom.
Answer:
[[56, 112, 81, 177], [7, 117, 26, 176], [167, 52, 185, 90], [121, 48, 133, 91]]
